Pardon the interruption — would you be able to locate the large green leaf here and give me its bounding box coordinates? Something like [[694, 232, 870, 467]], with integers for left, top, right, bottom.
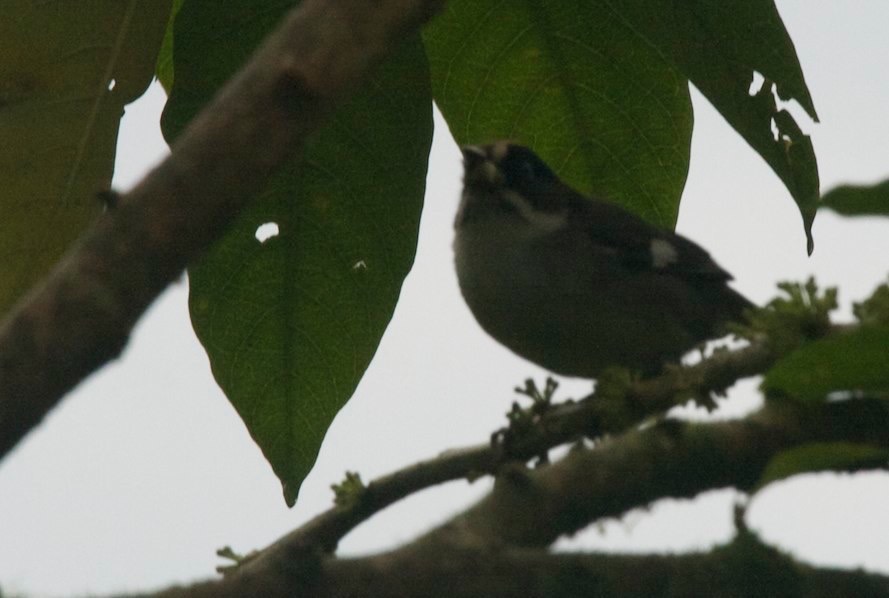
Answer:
[[161, 1, 432, 506], [424, 0, 693, 229], [821, 179, 889, 217], [0, 0, 171, 316], [607, 0, 819, 253], [763, 326, 889, 403], [425, 1, 820, 246]]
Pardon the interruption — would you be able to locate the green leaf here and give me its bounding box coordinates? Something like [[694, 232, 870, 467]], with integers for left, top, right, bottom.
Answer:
[[821, 180, 889, 217], [854, 280, 889, 328], [757, 442, 889, 490], [735, 278, 836, 355], [763, 326, 889, 403], [424, 0, 693, 229], [155, 0, 185, 91], [608, 0, 820, 254], [162, 0, 432, 506], [0, 0, 172, 317]]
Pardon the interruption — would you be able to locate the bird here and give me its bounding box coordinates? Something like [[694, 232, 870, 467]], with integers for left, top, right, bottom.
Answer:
[[453, 141, 753, 378]]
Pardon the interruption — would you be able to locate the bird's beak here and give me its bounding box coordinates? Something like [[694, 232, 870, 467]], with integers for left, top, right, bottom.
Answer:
[[461, 145, 487, 171], [461, 145, 502, 186]]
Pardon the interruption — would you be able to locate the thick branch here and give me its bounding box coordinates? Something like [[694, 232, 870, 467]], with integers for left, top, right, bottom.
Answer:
[[442, 399, 889, 547], [151, 518, 889, 598], [0, 0, 445, 458], [319, 538, 889, 598], [143, 398, 889, 597]]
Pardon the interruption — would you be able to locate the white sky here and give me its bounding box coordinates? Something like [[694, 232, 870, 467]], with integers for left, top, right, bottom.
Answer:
[[3, 2, 889, 595]]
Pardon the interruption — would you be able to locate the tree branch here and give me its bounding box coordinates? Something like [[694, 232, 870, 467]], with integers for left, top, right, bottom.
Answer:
[[315, 537, 889, 598], [153, 544, 889, 598], [0, 0, 446, 459], [136, 397, 889, 597], [237, 330, 848, 558], [440, 398, 889, 548], [249, 334, 777, 555]]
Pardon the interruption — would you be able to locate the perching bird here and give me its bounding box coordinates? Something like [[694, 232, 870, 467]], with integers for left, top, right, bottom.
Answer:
[[453, 141, 752, 378]]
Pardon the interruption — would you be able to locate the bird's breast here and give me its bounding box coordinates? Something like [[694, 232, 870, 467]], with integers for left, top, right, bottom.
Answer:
[[452, 220, 698, 377]]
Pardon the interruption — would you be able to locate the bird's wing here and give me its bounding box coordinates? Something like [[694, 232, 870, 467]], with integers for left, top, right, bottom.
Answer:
[[568, 193, 734, 281]]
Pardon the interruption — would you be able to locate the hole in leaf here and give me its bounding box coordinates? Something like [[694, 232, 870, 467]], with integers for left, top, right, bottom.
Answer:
[[748, 70, 765, 96], [107, 78, 116, 91], [255, 222, 279, 243], [769, 117, 780, 142], [750, 72, 816, 136]]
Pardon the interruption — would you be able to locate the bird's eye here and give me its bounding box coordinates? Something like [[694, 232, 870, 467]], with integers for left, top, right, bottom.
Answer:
[[519, 159, 537, 179], [501, 146, 556, 188]]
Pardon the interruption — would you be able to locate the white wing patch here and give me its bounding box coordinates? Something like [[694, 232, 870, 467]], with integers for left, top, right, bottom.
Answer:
[[650, 238, 678, 269]]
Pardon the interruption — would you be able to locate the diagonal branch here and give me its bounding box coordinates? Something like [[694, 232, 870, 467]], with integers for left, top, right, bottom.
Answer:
[[255, 333, 780, 556], [0, 0, 446, 459], [442, 398, 889, 548]]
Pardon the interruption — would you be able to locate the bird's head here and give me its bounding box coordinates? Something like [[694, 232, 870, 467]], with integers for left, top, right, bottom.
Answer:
[[456, 142, 572, 233]]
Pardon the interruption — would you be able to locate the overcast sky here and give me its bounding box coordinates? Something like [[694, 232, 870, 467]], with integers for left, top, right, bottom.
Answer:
[[3, 2, 889, 595]]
